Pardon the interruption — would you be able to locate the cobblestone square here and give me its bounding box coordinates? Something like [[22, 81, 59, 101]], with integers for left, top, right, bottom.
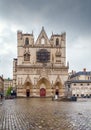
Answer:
[[0, 98, 91, 130]]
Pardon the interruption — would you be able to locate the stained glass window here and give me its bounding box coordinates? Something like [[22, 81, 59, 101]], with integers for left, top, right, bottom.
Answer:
[[36, 49, 50, 63]]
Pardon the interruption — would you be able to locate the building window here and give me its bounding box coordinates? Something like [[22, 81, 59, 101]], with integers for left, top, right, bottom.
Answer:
[[77, 94, 79, 97], [74, 83, 76, 86], [36, 49, 50, 63], [24, 53, 30, 61], [68, 85, 70, 88], [73, 94, 75, 97], [86, 94, 88, 97], [56, 38, 59, 46], [81, 94, 84, 97], [25, 38, 29, 45], [41, 38, 45, 44]]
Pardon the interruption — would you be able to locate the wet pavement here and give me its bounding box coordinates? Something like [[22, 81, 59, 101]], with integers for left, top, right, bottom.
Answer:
[[0, 98, 91, 130]]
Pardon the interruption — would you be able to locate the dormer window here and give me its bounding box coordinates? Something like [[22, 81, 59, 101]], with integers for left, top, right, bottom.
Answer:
[[25, 38, 29, 45], [56, 38, 59, 46], [24, 53, 30, 61]]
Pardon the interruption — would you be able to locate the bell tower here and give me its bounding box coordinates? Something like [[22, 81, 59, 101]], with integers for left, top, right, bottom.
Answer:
[[17, 31, 34, 65]]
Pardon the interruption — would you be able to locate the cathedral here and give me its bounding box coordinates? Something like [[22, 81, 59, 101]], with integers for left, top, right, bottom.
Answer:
[[13, 27, 69, 97]]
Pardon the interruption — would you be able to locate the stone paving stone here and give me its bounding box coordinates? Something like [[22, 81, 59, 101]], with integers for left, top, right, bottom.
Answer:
[[0, 98, 91, 130]]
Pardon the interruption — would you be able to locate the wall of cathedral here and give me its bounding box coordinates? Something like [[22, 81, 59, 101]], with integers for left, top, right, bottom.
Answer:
[[13, 27, 68, 97]]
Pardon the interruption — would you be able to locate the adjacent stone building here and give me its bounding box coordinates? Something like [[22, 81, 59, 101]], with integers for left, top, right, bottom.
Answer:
[[13, 27, 69, 97], [4, 78, 13, 96], [67, 69, 91, 97]]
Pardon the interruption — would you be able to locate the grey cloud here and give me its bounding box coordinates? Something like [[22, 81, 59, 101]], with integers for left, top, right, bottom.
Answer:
[[67, 36, 91, 72], [1, 0, 91, 33], [0, 53, 14, 78], [0, 0, 91, 77], [0, 28, 17, 78]]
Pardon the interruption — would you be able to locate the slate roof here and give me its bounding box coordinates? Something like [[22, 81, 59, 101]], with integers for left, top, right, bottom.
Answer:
[[71, 80, 91, 83], [70, 71, 91, 78]]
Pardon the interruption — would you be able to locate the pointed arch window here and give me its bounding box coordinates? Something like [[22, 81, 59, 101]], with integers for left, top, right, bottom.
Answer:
[[56, 38, 59, 46], [24, 53, 30, 61], [41, 37, 45, 44], [55, 50, 61, 57], [25, 38, 29, 45]]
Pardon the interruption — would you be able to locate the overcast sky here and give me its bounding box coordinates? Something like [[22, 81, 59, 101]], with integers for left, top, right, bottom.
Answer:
[[0, 0, 91, 78]]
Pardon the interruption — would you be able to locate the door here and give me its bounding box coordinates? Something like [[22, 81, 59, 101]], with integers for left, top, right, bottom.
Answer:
[[26, 89, 30, 97], [40, 88, 46, 97], [55, 89, 59, 96]]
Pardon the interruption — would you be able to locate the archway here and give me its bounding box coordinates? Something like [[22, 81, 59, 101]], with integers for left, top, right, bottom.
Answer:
[[37, 77, 51, 97], [24, 81, 32, 97], [54, 82, 63, 96], [37, 78, 51, 89], [26, 89, 30, 97]]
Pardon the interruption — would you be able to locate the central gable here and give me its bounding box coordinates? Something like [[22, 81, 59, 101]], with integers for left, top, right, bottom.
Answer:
[[35, 27, 50, 45]]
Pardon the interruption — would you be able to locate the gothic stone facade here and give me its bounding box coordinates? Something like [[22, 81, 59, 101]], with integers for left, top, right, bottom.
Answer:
[[13, 27, 68, 97]]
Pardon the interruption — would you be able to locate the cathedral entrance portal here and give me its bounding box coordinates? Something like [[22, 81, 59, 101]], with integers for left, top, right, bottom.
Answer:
[[26, 89, 30, 97], [54, 81, 63, 97], [40, 88, 46, 97], [24, 81, 32, 97], [37, 78, 51, 97]]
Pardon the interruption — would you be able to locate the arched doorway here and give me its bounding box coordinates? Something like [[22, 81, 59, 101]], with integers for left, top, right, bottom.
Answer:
[[54, 82, 62, 97], [55, 89, 59, 96], [37, 77, 51, 97], [26, 89, 30, 97], [40, 88, 46, 97], [24, 81, 32, 97]]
